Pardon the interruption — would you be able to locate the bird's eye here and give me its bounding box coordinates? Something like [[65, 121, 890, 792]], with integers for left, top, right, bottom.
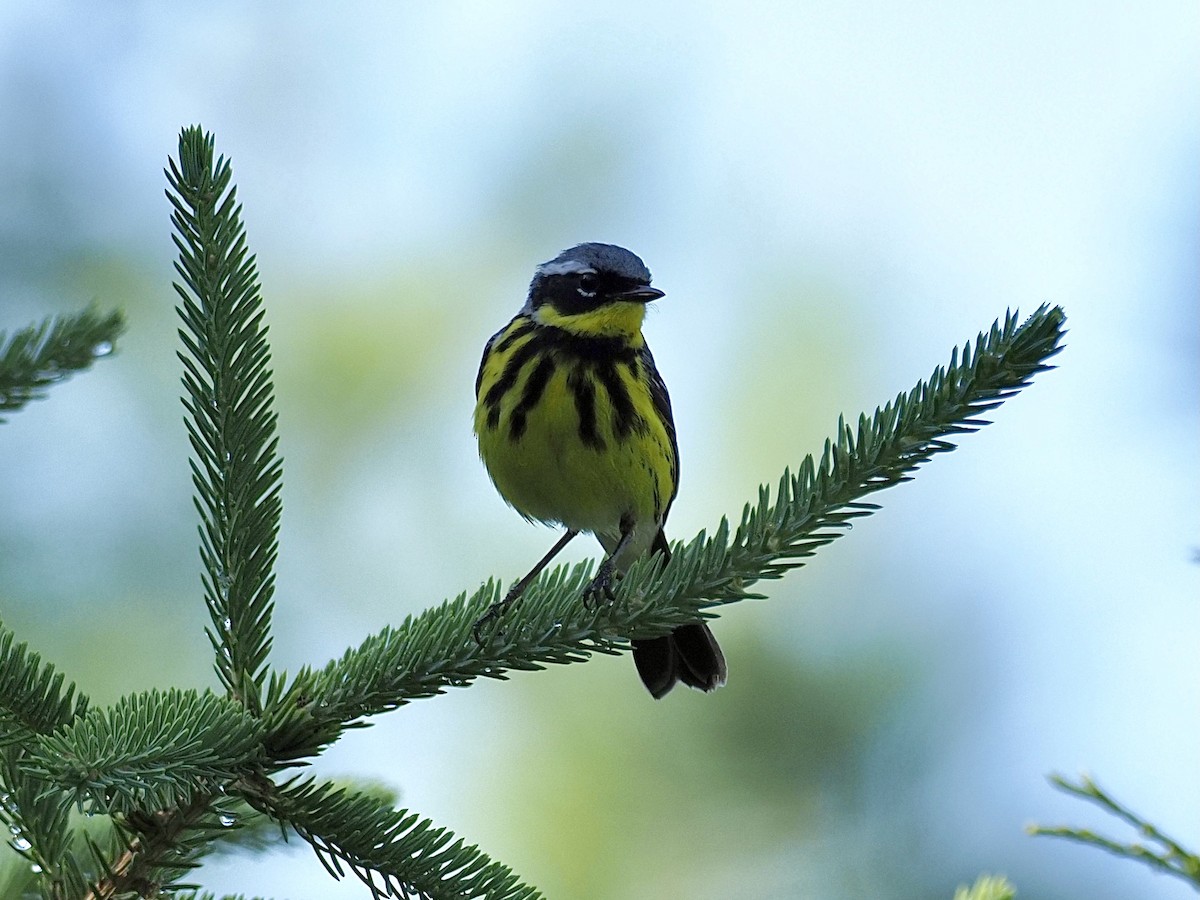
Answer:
[[578, 273, 598, 294]]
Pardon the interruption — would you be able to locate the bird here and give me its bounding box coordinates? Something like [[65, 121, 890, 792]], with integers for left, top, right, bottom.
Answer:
[[472, 242, 726, 699]]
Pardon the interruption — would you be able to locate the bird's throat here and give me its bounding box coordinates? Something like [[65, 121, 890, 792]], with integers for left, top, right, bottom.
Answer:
[[535, 301, 647, 341]]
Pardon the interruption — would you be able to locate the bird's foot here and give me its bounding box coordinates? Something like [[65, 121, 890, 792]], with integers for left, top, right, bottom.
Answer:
[[471, 585, 521, 645], [582, 562, 617, 610]]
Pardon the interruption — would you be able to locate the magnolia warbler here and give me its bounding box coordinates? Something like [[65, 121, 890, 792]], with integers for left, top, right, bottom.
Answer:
[[473, 243, 726, 698]]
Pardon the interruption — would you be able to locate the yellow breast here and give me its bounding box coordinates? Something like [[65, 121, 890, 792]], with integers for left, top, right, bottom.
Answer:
[[474, 317, 676, 539]]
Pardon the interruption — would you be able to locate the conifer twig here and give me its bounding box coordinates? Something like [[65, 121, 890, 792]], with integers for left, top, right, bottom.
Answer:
[[1029, 774, 1200, 886], [953, 874, 1016, 900], [242, 775, 544, 900], [0, 620, 88, 744], [0, 305, 124, 421], [265, 305, 1066, 757], [168, 125, 281, 714], [23, 689, 263, 815], [83, 793, 217, 900], [0, 122, 1072, 899]]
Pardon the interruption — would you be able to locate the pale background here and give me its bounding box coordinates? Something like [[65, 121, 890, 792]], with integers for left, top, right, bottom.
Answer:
[[0, 3, 1196, 898]]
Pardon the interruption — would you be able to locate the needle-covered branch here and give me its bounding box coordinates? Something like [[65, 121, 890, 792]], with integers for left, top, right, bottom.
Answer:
[[953, 875, 1016, 900], [0, 620, 88, 746], [1029, 774, 1200, 887], [244, 776, 543, 900], [0, 124, 1075, 899], [0, 305, 124, 421], [23, 689, 263, 816], [168, 126, 282, 712], [264, 305, 1065, 759]]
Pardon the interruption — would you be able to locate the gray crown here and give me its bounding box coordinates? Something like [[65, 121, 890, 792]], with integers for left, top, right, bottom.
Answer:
[[535, 243, 652, 284]]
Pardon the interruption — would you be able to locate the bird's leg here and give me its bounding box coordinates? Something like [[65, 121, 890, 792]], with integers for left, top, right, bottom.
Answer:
[[472, 529, 579, 644], [583, 516, 636, 610]]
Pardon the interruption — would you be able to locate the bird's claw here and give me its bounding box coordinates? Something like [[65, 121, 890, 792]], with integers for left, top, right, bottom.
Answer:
[[582, 567, 616, 610], [472, 589, 519, 646], [471, 608, 499, 646]]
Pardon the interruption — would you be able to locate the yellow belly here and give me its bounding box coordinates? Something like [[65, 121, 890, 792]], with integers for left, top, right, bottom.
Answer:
[[474, 326, 675, 543]]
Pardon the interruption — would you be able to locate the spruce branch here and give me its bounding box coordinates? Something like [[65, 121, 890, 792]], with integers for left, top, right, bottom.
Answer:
[[266, 305, 1065, 756], [23, 689, 263, 816], [202, 800, 292, 858], [0, 121, 1072, 897], [0, 620, 89, 746], [1, 746, 91, 898], [952, 874, 1016, 900], [61, 120, 289, 900], [84, 793, 233, 900], [244, 776, 543, 900], [0, 305, 124, 422], [620, 303, 1066, 613], [1028, 774, 1200, 887], [168, 125, 282, 713], [202, 779, 394, 862]]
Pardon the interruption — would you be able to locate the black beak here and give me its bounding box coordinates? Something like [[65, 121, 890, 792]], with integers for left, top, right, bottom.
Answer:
[[616, 285, 665, 303]]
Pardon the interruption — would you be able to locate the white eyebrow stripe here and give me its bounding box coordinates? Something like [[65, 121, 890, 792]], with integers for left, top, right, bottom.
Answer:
[[536, 260, 596, 277]]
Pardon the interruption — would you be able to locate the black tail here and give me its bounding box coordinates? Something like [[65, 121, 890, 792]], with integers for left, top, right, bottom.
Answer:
[[632, 531, 727, 699]]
